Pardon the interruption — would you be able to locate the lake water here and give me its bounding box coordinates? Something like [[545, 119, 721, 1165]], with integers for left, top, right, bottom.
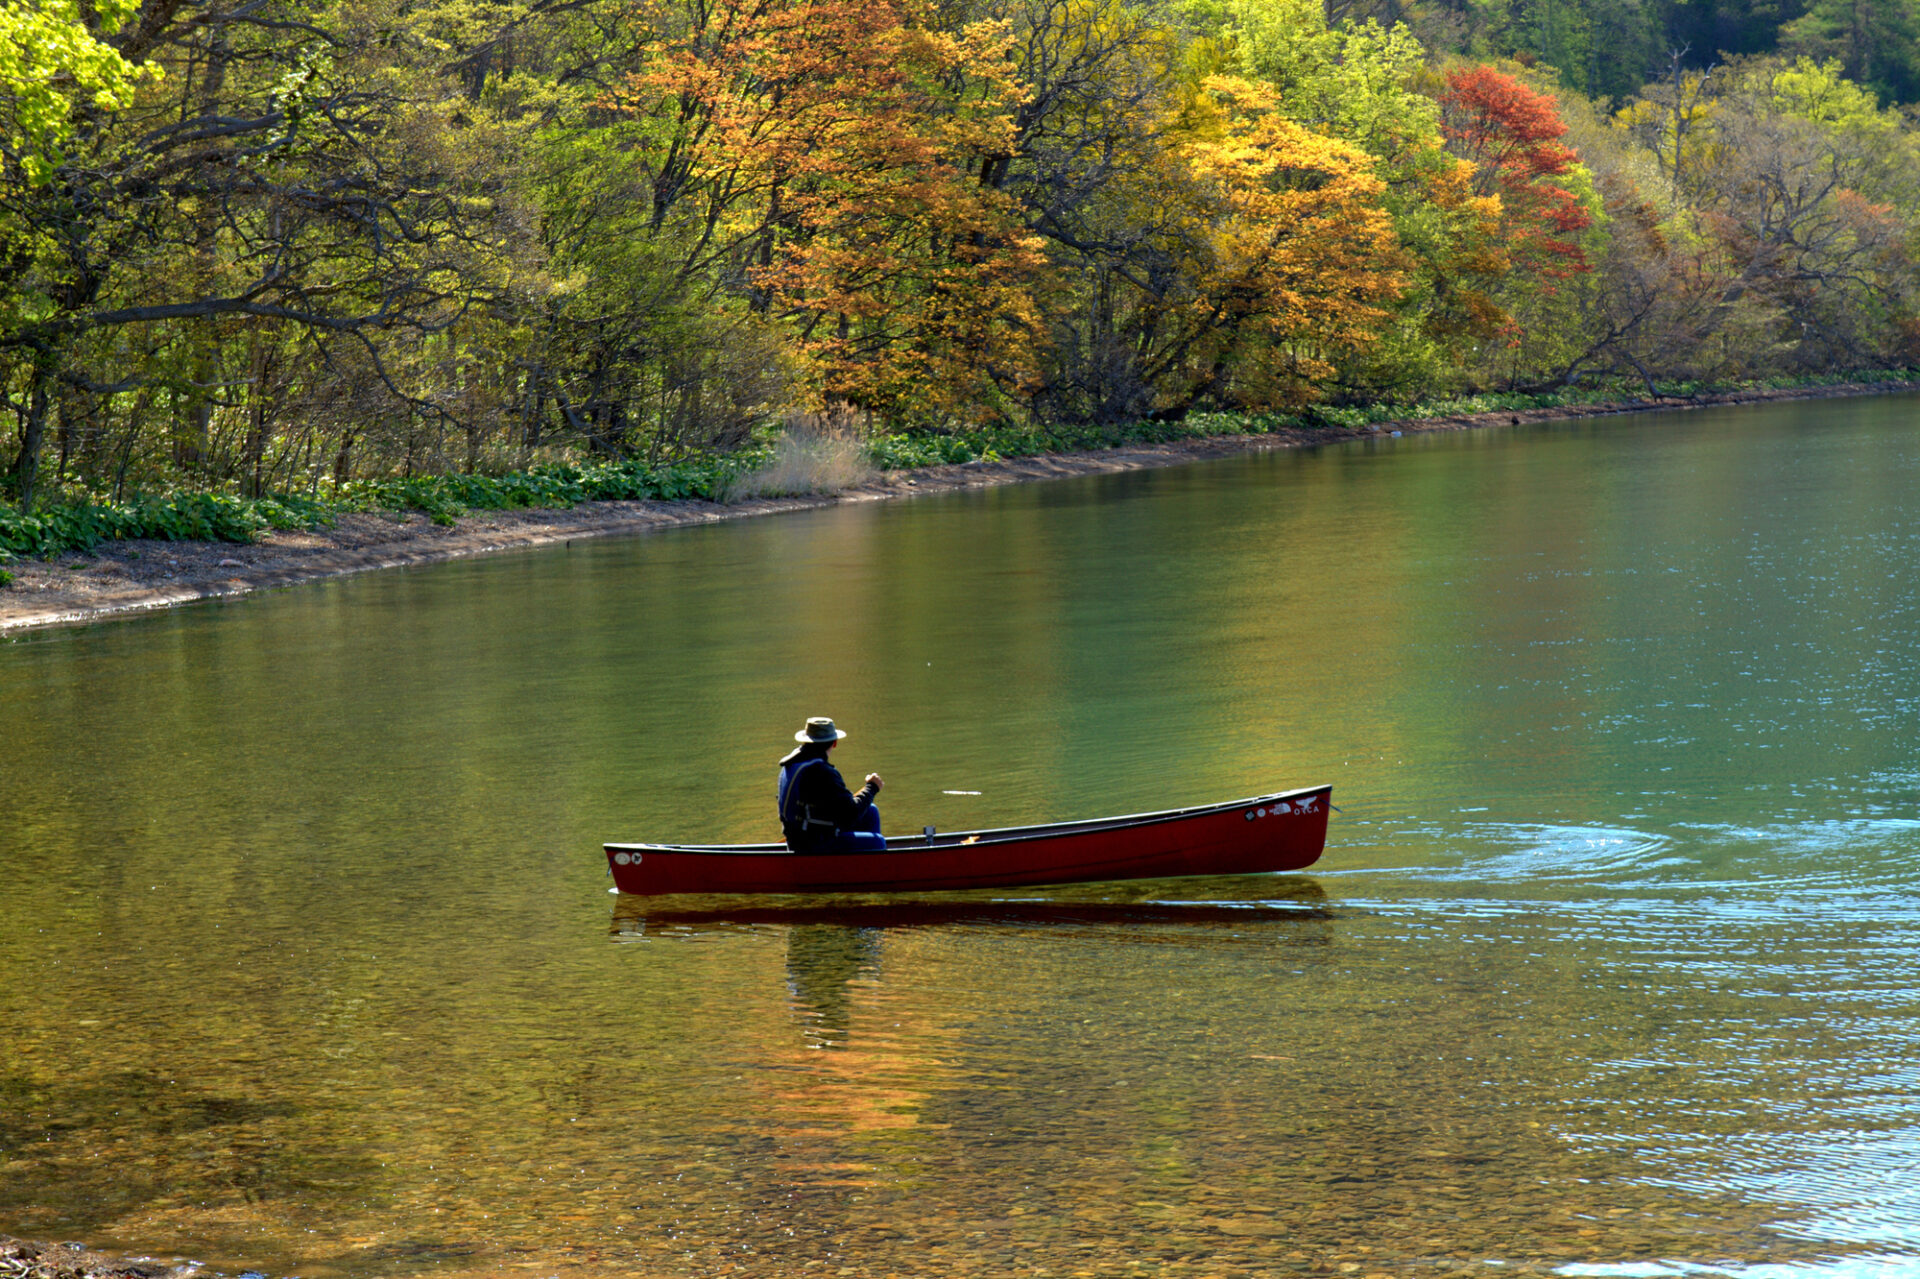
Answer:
[[2, 397, 1918, 1279]]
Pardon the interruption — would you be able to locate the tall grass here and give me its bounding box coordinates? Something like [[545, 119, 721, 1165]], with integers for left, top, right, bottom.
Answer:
[[723, 408, 877, 500]]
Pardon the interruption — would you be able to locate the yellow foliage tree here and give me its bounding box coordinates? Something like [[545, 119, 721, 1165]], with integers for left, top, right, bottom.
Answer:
[[1135, 77, 1406, 410]]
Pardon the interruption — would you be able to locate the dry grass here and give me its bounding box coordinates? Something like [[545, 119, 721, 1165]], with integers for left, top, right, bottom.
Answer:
[[723, 405, 877, 500]]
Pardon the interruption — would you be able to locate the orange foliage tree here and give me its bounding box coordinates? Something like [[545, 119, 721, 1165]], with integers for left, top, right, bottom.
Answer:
[[604, 0, 1049, 423]]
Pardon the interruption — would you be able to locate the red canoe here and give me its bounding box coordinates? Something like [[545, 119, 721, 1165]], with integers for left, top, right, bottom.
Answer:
[[605, 784, 1332, 895]]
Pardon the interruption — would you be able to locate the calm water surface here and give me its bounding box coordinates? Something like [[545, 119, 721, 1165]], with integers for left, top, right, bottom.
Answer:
[[3, 398, 1919, 1279]]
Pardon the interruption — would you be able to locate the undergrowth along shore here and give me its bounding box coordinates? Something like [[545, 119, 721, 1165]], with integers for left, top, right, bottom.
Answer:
[[3, 372, 1915, 565]]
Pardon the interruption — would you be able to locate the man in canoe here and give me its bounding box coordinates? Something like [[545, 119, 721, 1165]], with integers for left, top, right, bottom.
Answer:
[[778, 717, 887, 852]]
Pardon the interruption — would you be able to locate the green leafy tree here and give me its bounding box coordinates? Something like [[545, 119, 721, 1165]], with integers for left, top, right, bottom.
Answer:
[[0, 0, 155, 185], [2, 0, 523, 508], [1780, 0, 1920, 105], [1, 0, 158, 507]]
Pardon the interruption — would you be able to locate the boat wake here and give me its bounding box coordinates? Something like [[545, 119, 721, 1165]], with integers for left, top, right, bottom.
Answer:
[[1327, 813, 1920, 897], [1327, 819, 1685, 886]]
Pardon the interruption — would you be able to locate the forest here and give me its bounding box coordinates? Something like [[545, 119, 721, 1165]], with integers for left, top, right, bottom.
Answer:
[[5, 0, 1920, 514]]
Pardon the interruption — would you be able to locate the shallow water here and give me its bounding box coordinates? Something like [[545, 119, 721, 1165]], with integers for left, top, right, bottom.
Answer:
[[2, 397, 1919, 1278]]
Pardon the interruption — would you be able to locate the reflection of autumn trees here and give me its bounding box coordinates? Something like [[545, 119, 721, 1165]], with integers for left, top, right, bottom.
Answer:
[[11, 0, 1920, 506]]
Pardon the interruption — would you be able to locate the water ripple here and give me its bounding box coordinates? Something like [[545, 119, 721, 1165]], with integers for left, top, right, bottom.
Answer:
[[1561, 1257, 1920, 1279]]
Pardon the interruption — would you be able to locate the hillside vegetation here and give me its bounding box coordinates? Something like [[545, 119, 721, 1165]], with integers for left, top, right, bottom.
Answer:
[[6, 0, 1920, 519]]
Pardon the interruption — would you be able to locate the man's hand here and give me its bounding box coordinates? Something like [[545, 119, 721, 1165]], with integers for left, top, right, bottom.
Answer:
[[865, 773, 884, 793]]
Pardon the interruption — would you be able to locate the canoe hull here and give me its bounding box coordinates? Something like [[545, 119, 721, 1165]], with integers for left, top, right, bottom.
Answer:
[[605, 785, 1331, 895]]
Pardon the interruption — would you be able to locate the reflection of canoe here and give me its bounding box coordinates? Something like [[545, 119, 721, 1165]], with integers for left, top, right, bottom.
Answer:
[[609, 880, 1333, 934], [605, 785, 1332, 895]]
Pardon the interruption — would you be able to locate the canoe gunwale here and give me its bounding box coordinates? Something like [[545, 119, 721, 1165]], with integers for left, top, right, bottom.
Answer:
[[605, 783, 1332, 858]]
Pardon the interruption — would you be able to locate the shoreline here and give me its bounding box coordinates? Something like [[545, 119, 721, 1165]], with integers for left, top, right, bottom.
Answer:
[[0, 1235, 199, 1279], [3, 379, 1910, 636]]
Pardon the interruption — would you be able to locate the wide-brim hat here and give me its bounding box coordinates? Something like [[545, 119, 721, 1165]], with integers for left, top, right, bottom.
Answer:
[[795, 716, 849, 744]]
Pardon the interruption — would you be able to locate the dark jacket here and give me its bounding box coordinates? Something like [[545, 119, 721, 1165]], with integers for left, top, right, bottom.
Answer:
[[777, 745, 878, 851]]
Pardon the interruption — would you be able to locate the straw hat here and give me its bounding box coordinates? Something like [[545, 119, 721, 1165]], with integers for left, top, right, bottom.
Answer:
[[795, 716, 849, 744]]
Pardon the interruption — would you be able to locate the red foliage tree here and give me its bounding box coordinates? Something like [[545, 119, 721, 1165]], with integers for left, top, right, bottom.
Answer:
[[1439, 66, 1593, 280]]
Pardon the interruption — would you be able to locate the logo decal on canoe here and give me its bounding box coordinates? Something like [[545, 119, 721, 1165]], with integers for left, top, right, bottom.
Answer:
[[1245, 797, 1318, 821], [613, 851, 642, 865]]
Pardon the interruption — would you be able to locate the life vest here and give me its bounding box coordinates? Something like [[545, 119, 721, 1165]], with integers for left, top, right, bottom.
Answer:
[[777, 756, 840, 848]]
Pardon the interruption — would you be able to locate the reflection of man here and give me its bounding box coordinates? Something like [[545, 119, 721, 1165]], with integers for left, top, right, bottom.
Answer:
[[777, 717, 887, 852], [786, 924, 882, 1049]]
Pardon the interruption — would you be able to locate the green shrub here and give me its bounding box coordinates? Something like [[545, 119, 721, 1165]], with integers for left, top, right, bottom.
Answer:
[[0, 449, 762, 557], [0, 492, 280, 558]]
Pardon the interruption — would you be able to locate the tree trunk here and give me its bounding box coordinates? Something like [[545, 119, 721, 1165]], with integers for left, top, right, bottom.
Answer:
[[520, 364, 545, 461], [333, 429, 356, 487], [9, 357, 55, 512], [113, 386, 154, 502], [244, 337, 272, 498]]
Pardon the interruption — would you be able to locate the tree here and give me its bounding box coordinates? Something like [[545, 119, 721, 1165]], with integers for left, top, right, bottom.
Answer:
[[1780, 0, 1920, 106], [1685, 59, 1920, 370], [1569, 54, 1920, 386], [1225, 0, 1506, 391], [931, 0, 1201, 421], [1, 0, 159, 507], [1611, 51, 1719, 201], [1121, 76, 1407, 411], [605, 0, 1050, 424], [516, 115, 797, 462], [0, 0, 155, 186], [1, 0, 524, 508], [1440, 64, 1594, 279]]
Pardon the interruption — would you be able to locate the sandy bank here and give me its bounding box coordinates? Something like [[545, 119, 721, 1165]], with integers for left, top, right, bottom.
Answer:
[[3, 379, 1911, 636]]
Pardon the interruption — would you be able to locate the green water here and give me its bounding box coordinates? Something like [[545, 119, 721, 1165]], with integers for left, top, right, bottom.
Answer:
[[2, 397, 1918, 1279]]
